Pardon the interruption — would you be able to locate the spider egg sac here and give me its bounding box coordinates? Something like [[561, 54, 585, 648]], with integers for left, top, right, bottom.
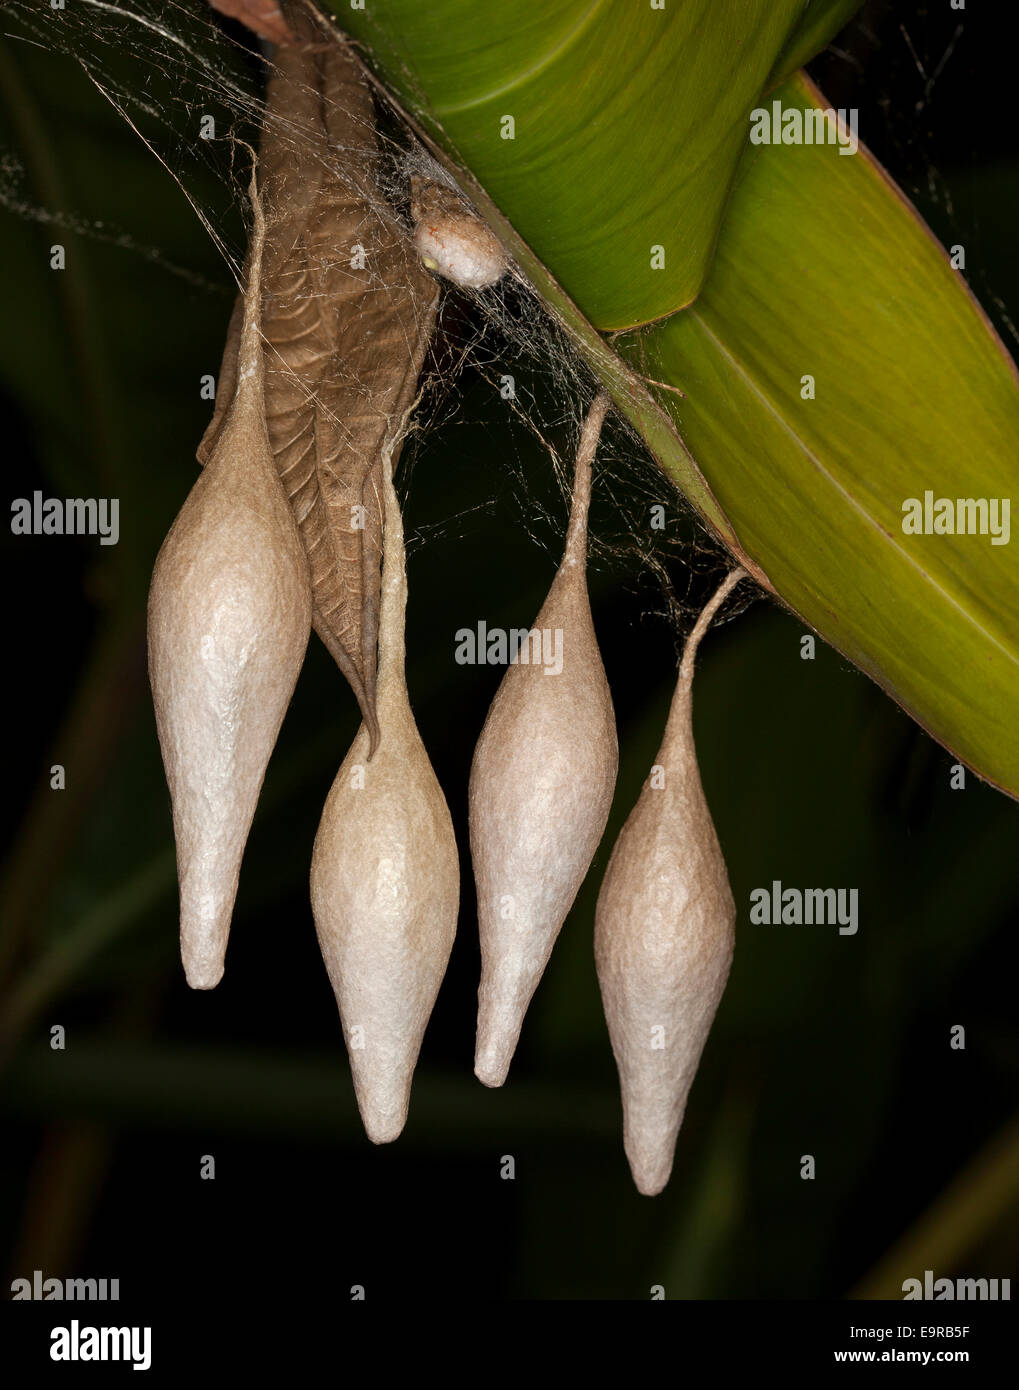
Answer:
[[411, 178, 509, 289], [469, 393, 618, 1087], [148, 176, 312, 990], [310, 459, 459, 1144], [594, 570, 744, 1195]]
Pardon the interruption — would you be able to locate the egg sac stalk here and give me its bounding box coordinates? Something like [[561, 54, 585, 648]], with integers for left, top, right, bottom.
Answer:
[[470, 393, 618, 1087], [147, 173, 312, 989], [594, 569, 744, 1196]]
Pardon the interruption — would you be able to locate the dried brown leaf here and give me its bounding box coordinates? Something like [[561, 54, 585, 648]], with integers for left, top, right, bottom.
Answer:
[[259, 21, 438, 750], [199, 14, 438, 751]]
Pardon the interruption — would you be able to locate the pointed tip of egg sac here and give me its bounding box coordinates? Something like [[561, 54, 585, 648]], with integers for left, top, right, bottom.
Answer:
[[353, 1076, 411, 1145], [182, 958, 225, 992], [177, 864, 238, 989], [627, 1148, 674, 1199], [473, 1048, 510, 1090], [180, 920, 228, 990], [363, 1113, 407, 1146], [618, 1070, 695, 1197], [623, 1110, 682, 1196], [180, 931, 226, 990], [474, 965, 538, 1087]]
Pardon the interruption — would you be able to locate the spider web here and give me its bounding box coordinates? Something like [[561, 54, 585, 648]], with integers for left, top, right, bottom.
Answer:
[[18, 0, 976, 648]]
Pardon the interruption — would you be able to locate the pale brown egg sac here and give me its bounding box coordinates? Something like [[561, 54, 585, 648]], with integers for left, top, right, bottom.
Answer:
[[309, 454, 459, 1145], [147, 174, 312, 990], [594, 569, 745, 1196], [470, 393, 618, 1088], [410, 177, 509, 290]]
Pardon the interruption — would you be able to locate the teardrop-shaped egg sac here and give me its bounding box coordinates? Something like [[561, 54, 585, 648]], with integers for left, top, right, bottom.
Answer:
[[594, 572, 742, 1196], [310, 462, 459, 1145], [148, 177, 312, 990], [470, 394, 618, 1088]]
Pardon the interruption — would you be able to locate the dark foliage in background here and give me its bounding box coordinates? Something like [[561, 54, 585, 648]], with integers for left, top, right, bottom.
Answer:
[[0, 1, 1016, 1299]]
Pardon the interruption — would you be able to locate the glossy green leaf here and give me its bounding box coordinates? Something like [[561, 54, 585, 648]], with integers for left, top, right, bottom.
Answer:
[[768, 0, 862, 88], [326, 5, 1019, 796], [616, 74, 1019, 796], [336, 0, 815, 328]]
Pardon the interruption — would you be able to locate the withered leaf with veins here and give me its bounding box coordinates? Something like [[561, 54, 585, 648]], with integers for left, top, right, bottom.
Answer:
[[200, 15, 438, 751]]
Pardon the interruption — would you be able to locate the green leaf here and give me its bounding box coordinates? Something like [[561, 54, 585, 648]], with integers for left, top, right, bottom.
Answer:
[[327, 5, 1019, 797], [767, 0, 862, 87], [336, 0, 815, 328], [617, 74, 1019, 797]]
